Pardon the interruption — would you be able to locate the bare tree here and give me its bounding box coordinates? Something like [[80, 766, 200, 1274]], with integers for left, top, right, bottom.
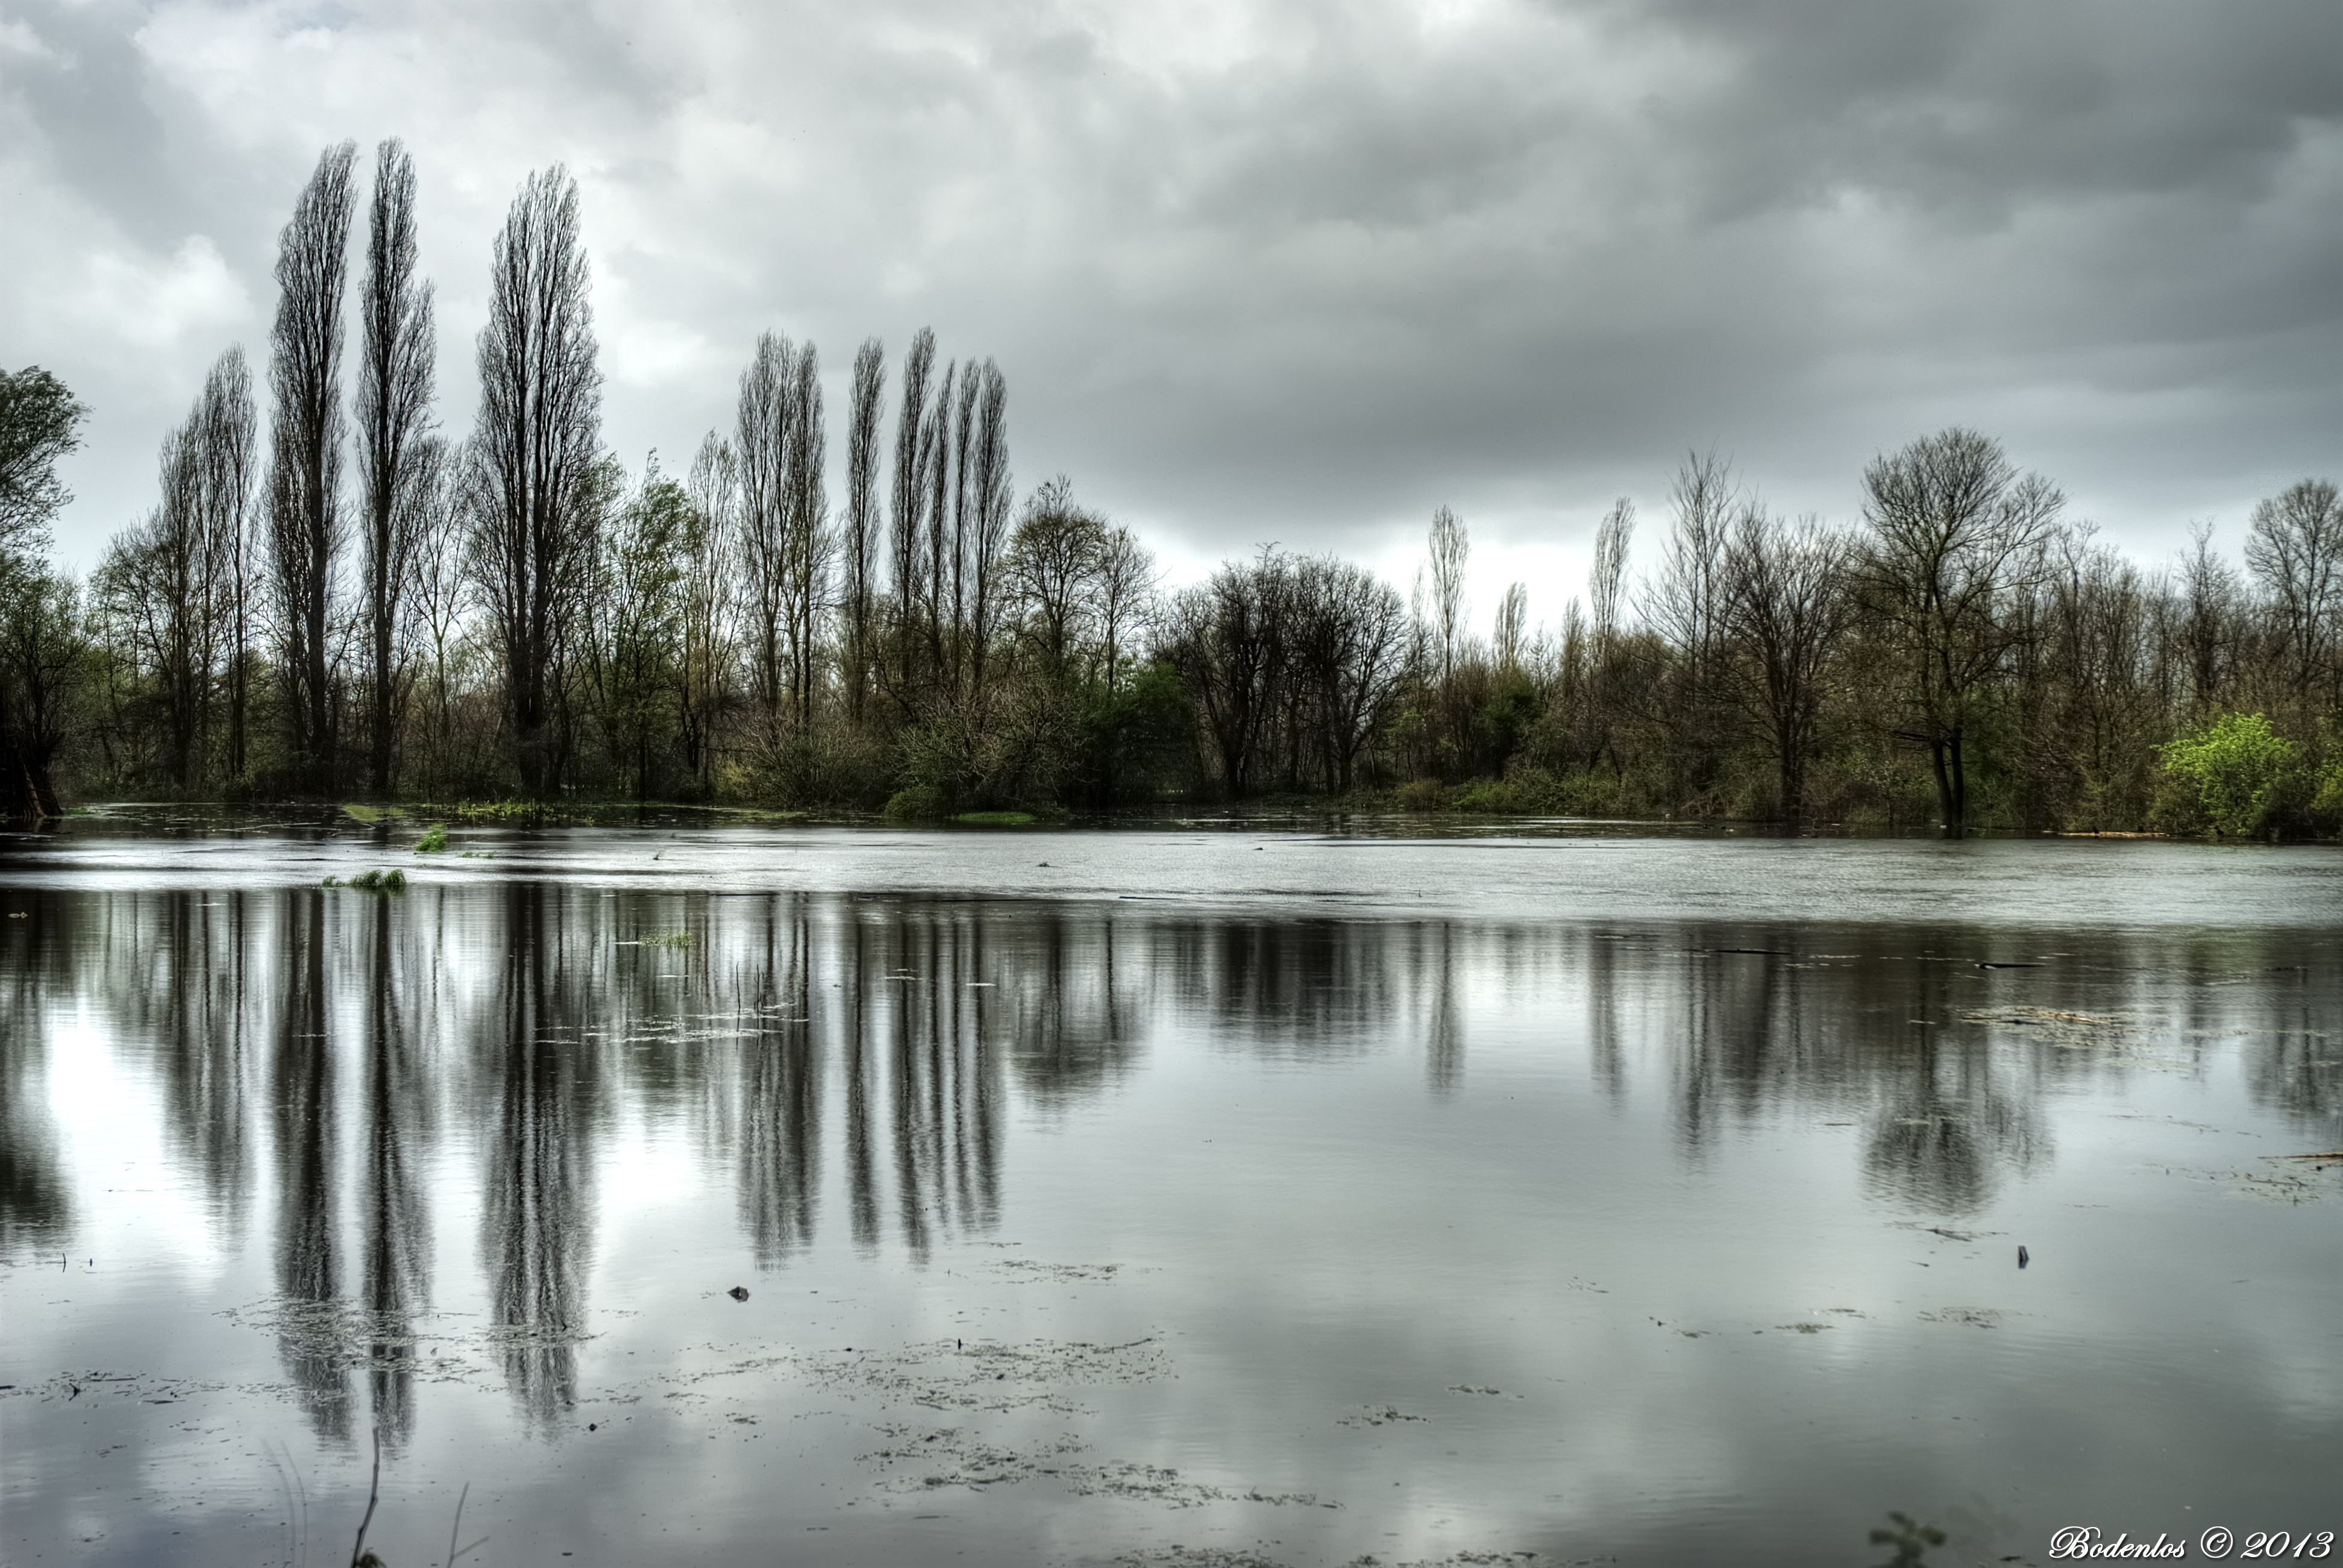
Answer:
[[1494, 582, 1528, 674], [1426, 505, 1467, 688], [196, 350, 260, 782], [841, 338, 885, 722], [467, 165, 604, 799], [105, 359, 252, 793], [963, 360, 1011, 700], [781, 342, 830, 732], [924, 359, 959, 695], [2244, 478, 2340, 707], [266, 140, 359, 792], [735, 331, 795, 730], [2174, 522, 2239, 712], [1644, 452, 1740, 805], [1648, 454, 1733, 663], [681, 433, 737, 788], [1590, 497, 1634, 642], [1293, 555, 1407, 792], [1857, 427, 2063, 835], [407, 441, 466, 794], [1008, 476, 1105, 670], [145, 414, 208, 787], [888, 328, 936, 707], [1165, 550, 1291, 797], [1091, 523, 1157, 691], [356, 137, 436, 795], [1720, 512, 1851, 824]]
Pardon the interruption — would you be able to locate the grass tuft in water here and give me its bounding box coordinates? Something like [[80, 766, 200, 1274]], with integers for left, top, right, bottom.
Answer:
[[338, 868, 409, 894], [416, 824, 448, 853], [1869, 1510, 1946, 1567]]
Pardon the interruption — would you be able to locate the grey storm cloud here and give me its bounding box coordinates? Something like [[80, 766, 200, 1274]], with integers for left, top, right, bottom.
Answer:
[[4, 0, 2335, 611]]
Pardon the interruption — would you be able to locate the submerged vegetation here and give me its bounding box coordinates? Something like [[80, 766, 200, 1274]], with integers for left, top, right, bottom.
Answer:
[[1, 144, 2336, 835]]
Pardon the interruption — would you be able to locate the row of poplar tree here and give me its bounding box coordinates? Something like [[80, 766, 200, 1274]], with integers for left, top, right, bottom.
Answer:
[[2, 140, 2337, 833]]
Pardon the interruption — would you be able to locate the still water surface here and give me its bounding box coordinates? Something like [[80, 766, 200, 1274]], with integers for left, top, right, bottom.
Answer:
[[2, 818, 2338, 1567]]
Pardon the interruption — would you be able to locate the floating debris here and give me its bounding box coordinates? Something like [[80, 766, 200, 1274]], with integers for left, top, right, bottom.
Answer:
[[1962, 1007, 2136, 1050], [1339, 1405, 1428, 1428], [1919, 1308, 2003, 1329]]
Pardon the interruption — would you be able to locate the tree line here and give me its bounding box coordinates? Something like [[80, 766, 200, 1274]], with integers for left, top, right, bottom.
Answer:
[[2, 140, 2336, 835]]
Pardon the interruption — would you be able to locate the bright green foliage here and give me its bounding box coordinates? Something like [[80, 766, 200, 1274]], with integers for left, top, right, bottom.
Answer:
[[341, 868, 408, 893], [2157, 712, 2299, 836], [883, 783, 950, 821], [2315, 761, 2343, 816], [415, 824, 448, 853]]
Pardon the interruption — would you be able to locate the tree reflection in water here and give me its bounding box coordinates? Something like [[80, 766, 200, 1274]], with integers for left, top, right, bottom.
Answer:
[[5, 882, 2335, 1442], [360, 896, 430, 1449], [0, 892, 72, 1254], [272, 888, 347, 1440], [478, 883, 597, 1431]]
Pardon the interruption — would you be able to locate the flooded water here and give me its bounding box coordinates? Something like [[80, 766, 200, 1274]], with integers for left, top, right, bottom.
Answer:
[[2, 815, 2338, 1567]]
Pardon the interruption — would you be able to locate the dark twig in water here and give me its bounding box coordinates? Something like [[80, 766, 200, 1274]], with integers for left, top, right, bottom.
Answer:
[[348, 1429, 381, 1567], [446, 1481, 488, 1566]]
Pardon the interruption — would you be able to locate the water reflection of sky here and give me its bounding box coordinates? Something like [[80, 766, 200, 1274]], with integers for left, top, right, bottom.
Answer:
[[1, 826, 2338, 1566]]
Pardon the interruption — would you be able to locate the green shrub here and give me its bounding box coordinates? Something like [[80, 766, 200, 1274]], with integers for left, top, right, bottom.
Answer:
[[2154, 712, 2300, 837], [883, 784, 950, 821], [1451, 767, 1572, 815], [1396, 778, 1448, 812], [2314, 760, 2343, 816], [416, 824, 448, 853]]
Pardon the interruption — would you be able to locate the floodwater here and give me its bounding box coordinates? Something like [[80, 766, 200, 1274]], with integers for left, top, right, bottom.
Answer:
[[2, 813, 2338, 1568]]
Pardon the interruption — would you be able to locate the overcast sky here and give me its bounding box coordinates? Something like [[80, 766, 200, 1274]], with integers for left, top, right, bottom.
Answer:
[[5, 0, 2336, 629]]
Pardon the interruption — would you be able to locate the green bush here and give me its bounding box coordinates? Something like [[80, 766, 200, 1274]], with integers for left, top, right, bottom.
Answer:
[[2314, 760, 2343, 817], [2154, 712, 2299, 837], [1395, 778, 1447, 812], [883, 783, 950, 821], [1451, 766, 1575, 815], [415, 824, 448, 853]]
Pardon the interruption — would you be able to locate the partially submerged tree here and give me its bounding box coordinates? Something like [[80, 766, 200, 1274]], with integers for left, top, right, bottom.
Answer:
[[266, 140, 359, 793], [355, 137, 437, 795], [1857, 428, 2062, 835], [0, 363, 89, 818], [467, 165, 604, 799], [1721, 512, 1851, 824]]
